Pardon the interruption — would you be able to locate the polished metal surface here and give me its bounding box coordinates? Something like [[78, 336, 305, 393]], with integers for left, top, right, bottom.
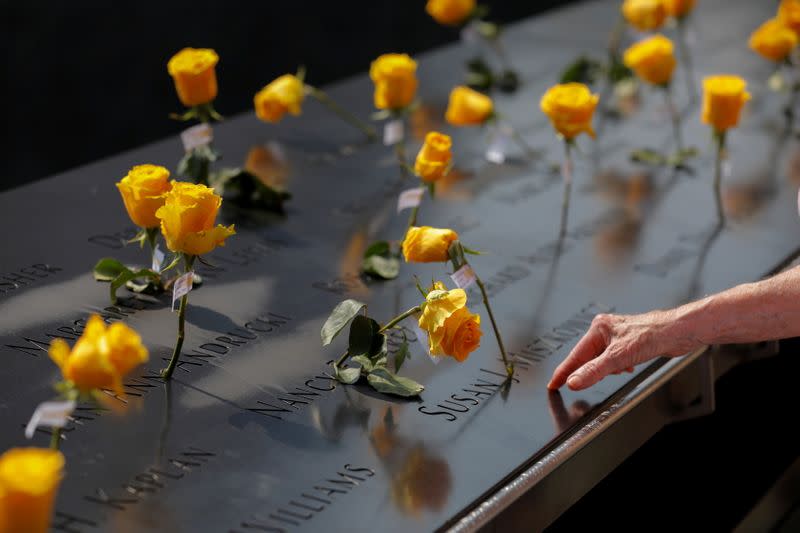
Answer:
[[0, 0, 789, 531]]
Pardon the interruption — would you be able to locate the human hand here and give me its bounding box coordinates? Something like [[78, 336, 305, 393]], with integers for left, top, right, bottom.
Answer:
[[547, 310, 692, 391]]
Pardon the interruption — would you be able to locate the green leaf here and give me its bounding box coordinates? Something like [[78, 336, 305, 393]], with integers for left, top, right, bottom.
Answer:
[[351, 355, 374, 373], [364, 240, 391, 258], [220, 170, 291, 213], [367, 367, 424, 397], [362, 255, 400, 280], [160, 254, 182, 273], [630, 148, 667, 166], [394, 341, 410, 373], [93, 258, 128, 282], [369, 331, 387, 358], [348, 315, 378, 356], [321, 299, 366, 346], [334, 366, 361, 385], [110, 269, 159, 305], [560, 56, 602, 85]]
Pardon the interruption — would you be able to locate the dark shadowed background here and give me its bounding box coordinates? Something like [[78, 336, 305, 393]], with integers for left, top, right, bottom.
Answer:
[[2, 0, 573, 191]]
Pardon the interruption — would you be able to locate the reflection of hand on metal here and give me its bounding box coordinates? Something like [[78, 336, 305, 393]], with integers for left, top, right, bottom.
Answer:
[[547, 391, 592, 433]]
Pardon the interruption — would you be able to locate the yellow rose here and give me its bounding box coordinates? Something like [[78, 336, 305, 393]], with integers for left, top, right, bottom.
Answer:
[[749, 19, 798, 62], [702, 75, 751, 133], [369, 54, 418, 111], [622, 0, 667, 31], [414, 132, 453, 183], [48, 315, 148, 394], [254, 74, 306, 123], [623, 34, 676, 86], [540, 83, 599, 140], [0, 448, 64, 533], [426, 0, 476, 26], [664, 0, 695, 18], [779, 0, 800, 35], [167, 48, 219, 107], [418, 284, 482, 361], [402, 226, 459, 263], [156, 182, 235, 256], [445, 86, 494, 126], [116, 164, 172, 229]]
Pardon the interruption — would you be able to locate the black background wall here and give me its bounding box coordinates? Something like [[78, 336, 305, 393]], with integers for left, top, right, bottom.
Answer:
[[2, 0, 572, 192]]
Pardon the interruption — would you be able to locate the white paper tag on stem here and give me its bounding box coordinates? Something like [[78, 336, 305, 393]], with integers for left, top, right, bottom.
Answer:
[[562, 158, 573, 185], [172, 271, 193, 311], [450, 264, 477, 289], [383, 119, 405, 146], [722, 159, 732, 179], [181, 123, 213, 152], [412, 324, 440, 365], [397, 187, 426, 213], [151, 245, 165, 272], [486, 127, 511, 165], [25, 400, 76, 439]]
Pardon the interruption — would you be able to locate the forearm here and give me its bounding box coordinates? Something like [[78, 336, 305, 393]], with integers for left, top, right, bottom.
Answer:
[[663, 265, 800, 352]]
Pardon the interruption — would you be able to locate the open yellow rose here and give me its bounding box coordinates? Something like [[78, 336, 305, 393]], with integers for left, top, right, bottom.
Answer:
[[702, 75, 751, 133], [749, 19, 798, 63], [402, 226, 459, 263], [623, 34, 676, 86], [254, 74, 306, 123], [418, 283, 481, 361], [664, 0, 695, 18], [540, 83, 599, 140], [426, 0, 475, 26], [369, 54, 418, 110], [779, 0, 800, 35], [414, 132, 453, 183], [156, 182, 235, 257], [167, 48, 219, 107], [622, 0, 667, 31], [0, 448, 64, 533], [116, 164, 172, 229], [49, 315, 148, 395], [445, 86, 494, 126]]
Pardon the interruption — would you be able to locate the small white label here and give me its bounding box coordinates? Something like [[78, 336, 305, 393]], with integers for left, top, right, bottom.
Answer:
[[397, 187, 426, 213], [486, 127, 511, 165], [152, 245, 166, 272], [172, 272, 193, 311], [383, 119, 405, 146], [450, 264, 477, 289], [181, 123, 213, 152], [722, 159, 732, 179], [413, 324, 440, 365], [25, 400, 76, 439], [562, 158, 573, 185]]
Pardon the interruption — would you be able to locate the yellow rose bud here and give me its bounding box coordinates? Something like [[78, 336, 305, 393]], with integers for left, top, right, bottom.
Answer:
[[254, 74, 306, 123], [749, 19, 798, 63], [701, 75, 751, 133], [540, 83, 599, 140], [445, 86, 494, 126], [664, 0, 695, 18], [418, 284, 482, 361], [623, 34, 676, 86], [425, 0, 476, 26], [621, 0, 667, 31], [414, 132, 453, 183], [115, 164, 172, 229], [167, 48, 219, 107], [48, 315, 148, 394], [369, 54, 419, 111], [402, 226, 459, 263], [156, 182, 235, 257], [779, 0, 800, 35], [0, 448, 64, 533]]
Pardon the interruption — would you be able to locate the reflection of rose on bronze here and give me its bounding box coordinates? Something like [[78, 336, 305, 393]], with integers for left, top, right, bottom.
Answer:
[[722, 183, 771, 220], [369, 408, 452, 516], [594, 214, 642, 266], [593, 169, 653, 208], [411, 104, 446, 141], [244, 144, 290, 189], [434, 167, 473, 201]]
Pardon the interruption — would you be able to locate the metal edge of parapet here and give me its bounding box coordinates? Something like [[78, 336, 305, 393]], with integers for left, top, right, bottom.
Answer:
[[446, 348, 707, 533]]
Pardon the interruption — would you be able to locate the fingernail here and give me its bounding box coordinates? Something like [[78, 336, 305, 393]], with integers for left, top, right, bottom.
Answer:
[[567, 375, 581, 389]]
